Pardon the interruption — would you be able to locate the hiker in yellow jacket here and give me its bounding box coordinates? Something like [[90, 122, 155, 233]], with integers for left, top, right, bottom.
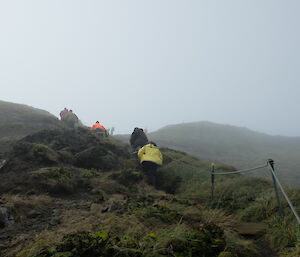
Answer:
[[138, 142, 163, 186]]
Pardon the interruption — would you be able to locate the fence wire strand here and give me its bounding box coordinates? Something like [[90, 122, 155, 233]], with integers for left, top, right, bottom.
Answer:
[[212, 164, 268, 175]]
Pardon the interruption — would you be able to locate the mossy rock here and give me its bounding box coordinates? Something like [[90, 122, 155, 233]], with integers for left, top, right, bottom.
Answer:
[[45, 167, 73, 179], [29, 144, 59, 164]]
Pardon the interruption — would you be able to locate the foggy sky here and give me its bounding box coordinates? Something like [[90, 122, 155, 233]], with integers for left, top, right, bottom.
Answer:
[[1, 1, 300, 135]]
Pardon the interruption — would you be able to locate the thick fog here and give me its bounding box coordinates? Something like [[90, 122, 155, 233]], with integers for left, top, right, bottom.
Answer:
[[1, 1, 300, 135]]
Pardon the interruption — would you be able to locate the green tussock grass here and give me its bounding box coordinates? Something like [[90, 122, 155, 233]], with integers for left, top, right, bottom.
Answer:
[[4, 146, 300, 257]]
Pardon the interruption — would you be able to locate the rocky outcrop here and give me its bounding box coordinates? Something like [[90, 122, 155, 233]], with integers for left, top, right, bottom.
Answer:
[[1, 128, 129, 173], [0, 128, 131, 196]]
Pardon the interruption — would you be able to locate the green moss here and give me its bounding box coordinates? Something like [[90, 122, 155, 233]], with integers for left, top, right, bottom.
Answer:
[[46, 167, 73, 180], [30, 144, 59, 164], [81, 168, 102, 178]]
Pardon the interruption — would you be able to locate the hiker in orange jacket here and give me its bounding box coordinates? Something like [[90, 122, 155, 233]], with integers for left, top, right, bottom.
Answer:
[[91, 121, 106, 131], [91, 121, 108, 136]]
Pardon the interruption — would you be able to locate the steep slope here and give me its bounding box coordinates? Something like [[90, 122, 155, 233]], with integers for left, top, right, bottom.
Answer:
[[117, 122, 300, 186], [3, 128, 300, 256], [0, 100, 63, 152], [0, 128, 227, 257]]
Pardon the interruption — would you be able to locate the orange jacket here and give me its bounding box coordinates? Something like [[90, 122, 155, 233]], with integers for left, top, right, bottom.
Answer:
[[91, 122, 106, 130]]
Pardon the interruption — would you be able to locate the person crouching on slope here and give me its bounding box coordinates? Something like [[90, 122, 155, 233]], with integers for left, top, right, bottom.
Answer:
[[91, 121, 106, 131], [91, 121, 108, 136], [138, 142, 163, 187]]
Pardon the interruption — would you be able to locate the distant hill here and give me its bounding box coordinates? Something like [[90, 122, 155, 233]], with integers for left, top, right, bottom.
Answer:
[[0, 100, 63, 152], [116, 121, 300, 186]]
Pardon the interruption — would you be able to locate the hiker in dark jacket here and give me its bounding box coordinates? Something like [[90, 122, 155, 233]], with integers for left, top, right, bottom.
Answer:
[[130, 127, 149, 152]]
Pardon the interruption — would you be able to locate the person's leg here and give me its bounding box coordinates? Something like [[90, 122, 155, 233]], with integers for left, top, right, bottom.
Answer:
[[148, 163, 158, 187], [142, 161, 158, 187]]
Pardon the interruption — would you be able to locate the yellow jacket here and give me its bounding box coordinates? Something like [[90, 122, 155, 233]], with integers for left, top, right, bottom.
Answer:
[[138, 144, 163, 166]]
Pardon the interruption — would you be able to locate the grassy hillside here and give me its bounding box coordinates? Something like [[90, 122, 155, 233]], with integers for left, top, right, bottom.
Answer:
[[117, 122, 300, 186], [0, 128, 299, 257], [0, 100, 63, 152]]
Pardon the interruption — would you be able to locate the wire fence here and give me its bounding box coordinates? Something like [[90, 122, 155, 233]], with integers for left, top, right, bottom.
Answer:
[[210, 159, 300, 225], [212, 164, 268, 175]]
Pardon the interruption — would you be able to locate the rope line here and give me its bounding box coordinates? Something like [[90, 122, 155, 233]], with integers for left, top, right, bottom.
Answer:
[[268, 163, 300, 224], [212, 164, 268, 175], [211, 160, 300, 225], [162, 154, 300, 224]]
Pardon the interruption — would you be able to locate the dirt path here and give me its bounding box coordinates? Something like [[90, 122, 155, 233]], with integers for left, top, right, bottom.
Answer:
[[236, 222, 277, 257]]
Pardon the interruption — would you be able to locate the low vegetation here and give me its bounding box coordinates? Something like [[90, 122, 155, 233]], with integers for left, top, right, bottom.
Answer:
[[0, 128, 299, 257]]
